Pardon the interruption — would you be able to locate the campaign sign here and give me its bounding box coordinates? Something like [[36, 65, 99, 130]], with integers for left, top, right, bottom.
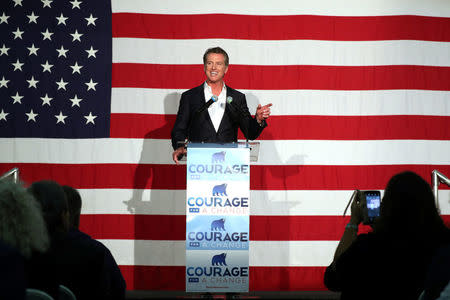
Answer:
[[186, 143, 250, 293], [187, 147, 250, 182], [187, 181, 250, 215], [186, 250, 249, 292], [186, 215, 249, 251]]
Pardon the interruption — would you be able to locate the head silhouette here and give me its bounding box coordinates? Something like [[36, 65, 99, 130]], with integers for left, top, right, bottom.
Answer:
[[62, 185, 82, 229], [374, 171, 446, 239], [28, 180, 69, 238], [0, 180, 49, 258]]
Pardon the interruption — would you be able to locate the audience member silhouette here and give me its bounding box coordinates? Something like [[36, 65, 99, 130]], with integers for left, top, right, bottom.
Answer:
[[421, 243, 450, 300], [63, 185, 126, 299], [29, 180, 111, 300], [324, 171, 450, 300], [0, 180, 51, 299], [0, 239, 26, 300]]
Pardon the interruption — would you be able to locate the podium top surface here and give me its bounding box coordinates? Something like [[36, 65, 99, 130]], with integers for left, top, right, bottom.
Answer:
[[186, 142, 257, 149], [177, 141, 260, 162]]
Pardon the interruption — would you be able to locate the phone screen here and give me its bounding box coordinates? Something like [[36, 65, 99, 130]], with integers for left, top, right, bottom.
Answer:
[[365, 191, 381, 221]]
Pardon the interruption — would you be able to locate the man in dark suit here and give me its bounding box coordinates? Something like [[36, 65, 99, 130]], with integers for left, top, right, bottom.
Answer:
[[171, 47, 272, 164]]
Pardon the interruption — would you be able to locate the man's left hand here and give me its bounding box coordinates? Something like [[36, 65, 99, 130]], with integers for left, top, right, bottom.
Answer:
[[256, 103, 272, 123]]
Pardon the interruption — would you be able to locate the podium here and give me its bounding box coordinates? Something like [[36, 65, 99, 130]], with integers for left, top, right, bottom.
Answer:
[[184, 142, 258, 293]]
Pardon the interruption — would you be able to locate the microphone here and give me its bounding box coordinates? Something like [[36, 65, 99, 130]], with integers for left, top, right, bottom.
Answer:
[[186, 95, 218, 143], [228, 96, 266, 127], [226, 96, 248, 143], [197, 95, 218, 113], [226, 96, 241, 120], [226, 96, 265, 143]]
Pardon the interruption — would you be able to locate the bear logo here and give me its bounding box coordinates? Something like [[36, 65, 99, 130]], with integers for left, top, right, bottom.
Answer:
[[211, 151, 226, 163], [211, 253, 227, 266], [212, 183, 227, 196], [211, 218, 225, 231]]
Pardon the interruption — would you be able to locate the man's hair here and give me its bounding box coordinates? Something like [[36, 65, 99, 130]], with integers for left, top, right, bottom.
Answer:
[[28, 180, 69, 237], [63, 185, 82, 229], [203, 47, 229, 66], [0, 180, 49, 258]]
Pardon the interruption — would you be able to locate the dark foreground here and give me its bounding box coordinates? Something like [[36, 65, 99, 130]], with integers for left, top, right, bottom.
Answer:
[[126, 291, 340, 299]]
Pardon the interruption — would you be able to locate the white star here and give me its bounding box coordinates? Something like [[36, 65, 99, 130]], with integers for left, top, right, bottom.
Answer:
[[27, 12, 39, 23], [11, 92, 23, 104], [56, 13, 68, 25], [13, 27, 24, 40], [12, 59, 24, 71], [0, 109, 8, 121], [41, 60, 53, 73], [85, 78, 98, 91], [70, 0, 82, 9], [41, 0, 52, 8], [56, 46, 69, 58], [0, 76, 9, 88], [0, 13, 10, 24], [40, 93, 53, 106], [55, 111, 67, 124], [27, 44, 39, 56], [70, 29, 83, 42], [70, 62, 83, 74], [86, 46, 98, 58], [27, 76, 39, 88], [85, 14, 97, 26], [69, 94, 82, 107], [41, 28, 53, 41], [56, 78, 68, 90], [26, 109, 38, 122], [84, 112, 97, 125], [13, 0, 23, 7], [0, 44, 9, 56]]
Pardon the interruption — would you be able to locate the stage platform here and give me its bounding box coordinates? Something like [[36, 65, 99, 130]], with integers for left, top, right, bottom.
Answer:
[[126, 291, 341, 299]]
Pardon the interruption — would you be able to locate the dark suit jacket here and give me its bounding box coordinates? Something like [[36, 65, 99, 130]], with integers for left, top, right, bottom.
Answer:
[[171, 84, 266, 150]]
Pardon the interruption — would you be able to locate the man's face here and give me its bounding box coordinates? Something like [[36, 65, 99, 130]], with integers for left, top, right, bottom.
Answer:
[[204, 53, 228, 84]]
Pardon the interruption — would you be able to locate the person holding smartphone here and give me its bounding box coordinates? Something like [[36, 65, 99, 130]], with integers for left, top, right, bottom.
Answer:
[[324, 171, 450, 300]]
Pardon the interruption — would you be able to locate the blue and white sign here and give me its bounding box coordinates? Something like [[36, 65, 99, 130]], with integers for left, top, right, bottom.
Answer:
[[186, 143, 250, 293], [186, 250, 249, 293], [187, 181, 250, 215], [186, 215, 249, 250], [187, 147, 250, 182]]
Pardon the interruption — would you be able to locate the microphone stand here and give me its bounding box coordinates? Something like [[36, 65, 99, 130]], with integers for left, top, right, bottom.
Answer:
[[185, 96, 218, 145]]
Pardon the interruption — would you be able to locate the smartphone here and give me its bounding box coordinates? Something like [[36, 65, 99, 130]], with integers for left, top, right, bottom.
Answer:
[[361, 190, 381, 225]]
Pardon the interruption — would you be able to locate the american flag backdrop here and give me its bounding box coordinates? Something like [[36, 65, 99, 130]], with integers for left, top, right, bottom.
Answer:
[[1, 0, 450, 291]]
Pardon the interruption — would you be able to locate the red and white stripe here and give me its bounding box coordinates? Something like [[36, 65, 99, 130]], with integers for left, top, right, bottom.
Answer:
[[1, 0, 450, 291]]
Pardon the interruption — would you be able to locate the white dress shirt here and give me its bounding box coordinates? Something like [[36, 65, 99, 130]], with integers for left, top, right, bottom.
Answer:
[[204, 82, 227, 132]]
